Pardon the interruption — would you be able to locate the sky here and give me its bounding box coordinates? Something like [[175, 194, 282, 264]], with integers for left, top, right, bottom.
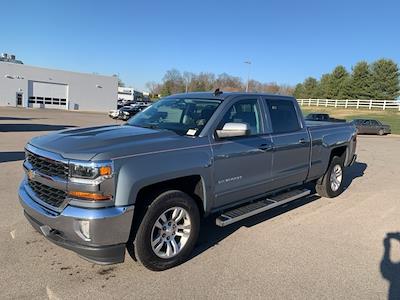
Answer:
[[1, 0, 399, 91]]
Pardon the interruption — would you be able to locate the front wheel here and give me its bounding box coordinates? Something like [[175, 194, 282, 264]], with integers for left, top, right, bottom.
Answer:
[[130, 190, 200, 271], [316, 156, 345, 198]]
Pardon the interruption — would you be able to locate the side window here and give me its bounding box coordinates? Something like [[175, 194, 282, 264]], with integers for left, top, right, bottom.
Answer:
[[370, 120, 379, 126], [217, 99, 262, 136], [267, 100, 301, 134], [363, 120, 371, 126]]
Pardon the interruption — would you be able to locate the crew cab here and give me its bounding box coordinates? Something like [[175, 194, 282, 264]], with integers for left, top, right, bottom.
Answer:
[[19, 92, 357, 271]]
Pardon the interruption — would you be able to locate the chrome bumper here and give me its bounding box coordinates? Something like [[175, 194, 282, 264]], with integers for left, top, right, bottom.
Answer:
[[19, 182, 134, 264]]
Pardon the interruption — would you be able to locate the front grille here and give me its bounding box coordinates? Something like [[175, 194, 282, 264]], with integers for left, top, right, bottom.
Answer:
[[28, 180, 67, 208], [26, 151, 69, 179]]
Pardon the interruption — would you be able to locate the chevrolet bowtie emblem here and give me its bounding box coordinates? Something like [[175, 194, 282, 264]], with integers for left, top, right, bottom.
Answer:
[[27, 170, 36, 180]]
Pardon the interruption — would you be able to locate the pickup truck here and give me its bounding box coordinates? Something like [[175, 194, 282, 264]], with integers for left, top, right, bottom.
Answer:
[[19, 91, 357, 271], [305, 113, 346, 123]]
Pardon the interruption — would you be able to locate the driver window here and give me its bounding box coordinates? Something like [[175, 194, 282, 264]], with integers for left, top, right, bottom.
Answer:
[[363, 120, 371, 126], [217, 99, 262, 135]]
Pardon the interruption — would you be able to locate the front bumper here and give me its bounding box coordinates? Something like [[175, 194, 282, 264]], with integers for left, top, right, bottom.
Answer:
[[19, 182, 134, 264]]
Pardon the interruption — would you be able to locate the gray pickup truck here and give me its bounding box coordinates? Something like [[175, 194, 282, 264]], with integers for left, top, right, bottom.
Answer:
[[19, 92, 357, 271]]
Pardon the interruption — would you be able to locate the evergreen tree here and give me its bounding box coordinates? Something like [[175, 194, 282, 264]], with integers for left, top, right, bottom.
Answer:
[[330, 65, 350, 99], [293, 83, 305, 98], [370, 59, 400, 99], [302, 77, 319, 98], [351, 61, 372, 99], [317, 73, 333, 99]]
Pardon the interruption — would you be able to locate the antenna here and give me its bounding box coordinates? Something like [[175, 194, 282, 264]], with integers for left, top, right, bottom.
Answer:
[[214, 88, 223, 96]]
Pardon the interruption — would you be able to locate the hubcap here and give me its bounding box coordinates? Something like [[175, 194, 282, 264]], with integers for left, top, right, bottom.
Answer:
[[330, 164, 343, 192], [151, 207, 191, 259]]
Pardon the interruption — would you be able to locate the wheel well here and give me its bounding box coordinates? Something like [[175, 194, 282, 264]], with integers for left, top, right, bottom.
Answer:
[[329, 146, 347, 164], [136, 175, 204, 212], [128, 175, 205, 243]]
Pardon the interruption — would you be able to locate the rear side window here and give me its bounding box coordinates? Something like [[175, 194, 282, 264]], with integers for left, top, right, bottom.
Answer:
[[370, 120, 379, 126], [266, 100, 301, 133]]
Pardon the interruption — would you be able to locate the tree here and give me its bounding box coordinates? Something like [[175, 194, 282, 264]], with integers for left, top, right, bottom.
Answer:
[[351, 61, 372, 99], [118, 78, 125, 87], [160, 69, 185, 96], [190, 72, 215, 91], [261, 82, 280, 94], [316, 73, 333, 99], [330, 65, 351, 99], [370, 59, 400, 99], [302, 77, 319, 98], [278, 84, 295, 96], [293, 83, 305, 98], [145, 81, 162, 96], [215, 73, 243, 91]]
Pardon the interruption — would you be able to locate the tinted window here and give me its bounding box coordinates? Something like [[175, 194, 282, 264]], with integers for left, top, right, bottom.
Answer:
[[370, 120, 379, 126], [267, 100, 301, 133], [217, 99, 262, 135], [363, 120, 371, 125]]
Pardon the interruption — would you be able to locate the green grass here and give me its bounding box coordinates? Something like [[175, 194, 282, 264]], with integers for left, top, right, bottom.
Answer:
[[300, 106, 400, 134]]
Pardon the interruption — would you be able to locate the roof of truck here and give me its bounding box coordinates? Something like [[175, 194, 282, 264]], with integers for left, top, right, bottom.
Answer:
[[168, 91, 295, 101]]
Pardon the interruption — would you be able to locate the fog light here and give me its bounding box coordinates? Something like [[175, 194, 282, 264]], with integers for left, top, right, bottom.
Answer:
[[79, 220, 90, 240]]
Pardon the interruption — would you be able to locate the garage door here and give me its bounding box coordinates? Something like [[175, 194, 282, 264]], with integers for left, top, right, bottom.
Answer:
[[28, 81, 68, 109]]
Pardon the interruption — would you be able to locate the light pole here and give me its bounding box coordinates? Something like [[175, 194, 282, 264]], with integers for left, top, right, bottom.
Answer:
[[244, 60, 251, 92]]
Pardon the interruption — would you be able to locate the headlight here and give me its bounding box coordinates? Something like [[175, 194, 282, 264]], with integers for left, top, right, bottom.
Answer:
[[69, 161, 113, 183]]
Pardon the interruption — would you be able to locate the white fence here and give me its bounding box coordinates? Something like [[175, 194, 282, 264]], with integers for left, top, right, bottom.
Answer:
[[297, 98, 400, 111]]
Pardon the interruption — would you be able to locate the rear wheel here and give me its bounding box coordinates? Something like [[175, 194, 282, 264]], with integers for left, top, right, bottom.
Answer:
[[130, 190, 200, 271], [316, 156, 345, 198]]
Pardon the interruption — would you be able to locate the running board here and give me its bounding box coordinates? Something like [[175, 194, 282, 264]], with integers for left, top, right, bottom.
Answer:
[[216, 188, 311, 227]]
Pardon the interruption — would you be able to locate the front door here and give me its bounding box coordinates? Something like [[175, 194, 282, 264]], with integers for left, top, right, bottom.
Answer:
[[211, 97, 273, 208], [16, 93, 23, 106], [264, 98, 310, 190]]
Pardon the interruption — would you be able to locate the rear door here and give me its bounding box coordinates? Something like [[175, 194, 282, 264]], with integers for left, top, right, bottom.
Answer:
[[361, 120, 372, 134], [211, 97, 273, 208], [263, 98, 310, 190], [370, 120, 380, 134]]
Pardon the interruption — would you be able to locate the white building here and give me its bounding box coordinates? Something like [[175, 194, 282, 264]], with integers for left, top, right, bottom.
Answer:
[[118, 87, 134, 101], [0, 54, 118, 112]]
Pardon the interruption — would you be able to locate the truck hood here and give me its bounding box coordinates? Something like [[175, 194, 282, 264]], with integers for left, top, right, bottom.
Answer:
[[29, 124, 181, 161]]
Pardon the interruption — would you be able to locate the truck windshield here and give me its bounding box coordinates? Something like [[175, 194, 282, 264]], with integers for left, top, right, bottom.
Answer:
[[127, 98, 221, 136]]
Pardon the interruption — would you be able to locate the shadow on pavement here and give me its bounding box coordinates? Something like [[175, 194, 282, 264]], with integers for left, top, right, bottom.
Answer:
[[0, 151, 25, 163], [381, 233, 400, 300], [0, 116, 45, 121], [0, 124, 75, 132], [192, 194, 321, 259], [343, 161, 367, 190], [191, 161, 368, 261]]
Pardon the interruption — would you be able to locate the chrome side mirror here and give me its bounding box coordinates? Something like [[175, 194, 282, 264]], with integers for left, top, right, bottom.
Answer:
[[216, 122, 250, 138]]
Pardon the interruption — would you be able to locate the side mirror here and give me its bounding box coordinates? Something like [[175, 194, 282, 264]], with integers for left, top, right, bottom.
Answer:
[[216, 122, 250, 138]]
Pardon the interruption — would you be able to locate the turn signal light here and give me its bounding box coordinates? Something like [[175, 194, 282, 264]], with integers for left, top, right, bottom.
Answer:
[[99, 166, 112, 176], [68, 191, 111, 201]]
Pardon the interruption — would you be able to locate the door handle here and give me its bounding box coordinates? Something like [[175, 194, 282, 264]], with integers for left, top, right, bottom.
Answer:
[[258, 144, 273, 151], [299, 138, 307, 144]]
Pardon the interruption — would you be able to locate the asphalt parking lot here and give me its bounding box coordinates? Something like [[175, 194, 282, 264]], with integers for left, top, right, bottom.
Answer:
[[1, 107, 399, 299]]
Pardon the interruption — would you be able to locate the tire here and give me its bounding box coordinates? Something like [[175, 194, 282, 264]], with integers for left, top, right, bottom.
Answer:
[[378, 129, 384, 136], [130, 190, 200, 271], [316, 156, 345, 198]]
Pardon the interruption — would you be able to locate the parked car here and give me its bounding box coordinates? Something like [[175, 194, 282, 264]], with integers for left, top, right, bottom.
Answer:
[[352, 119, 391, 135], [108, 103, 152, 120], [305, 113, 346, 123], [19, 92, 357, 271], [118, 104, 151, 120]]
